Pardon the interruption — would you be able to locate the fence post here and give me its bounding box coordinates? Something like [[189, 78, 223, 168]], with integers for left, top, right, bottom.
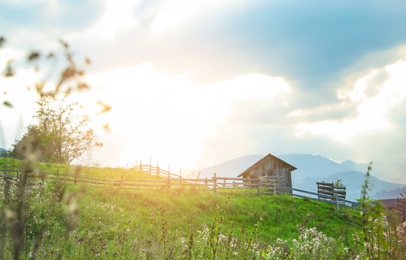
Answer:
[[167, 175, 171, 189], [2, 170, 7, 183], [257, 178, 261, 195], [18, 170, 22, 183], [74, 176, 77, 185], [213, 172, 217, 193], [334, 194, 339, 211], [272, 179, 276, 195]]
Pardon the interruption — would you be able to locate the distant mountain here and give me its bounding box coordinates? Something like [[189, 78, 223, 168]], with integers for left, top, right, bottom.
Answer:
[[0, 148, 6, 157], [277, 154, 369, 181], [374, 186, 406, 199], [198, 153, 403, 201]]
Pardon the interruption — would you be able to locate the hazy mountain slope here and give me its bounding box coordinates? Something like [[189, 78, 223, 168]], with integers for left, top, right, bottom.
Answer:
[[277, 154, 369, 181], [375, 186, 406, 199]]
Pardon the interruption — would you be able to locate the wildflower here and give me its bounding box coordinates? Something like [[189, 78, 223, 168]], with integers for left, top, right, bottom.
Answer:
[[218, 233, 227, 242]]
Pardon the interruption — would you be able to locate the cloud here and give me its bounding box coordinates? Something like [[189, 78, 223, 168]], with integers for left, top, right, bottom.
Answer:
[[140, 2, 406, 99], [295, 58, 406, 135], [150, 0, 234, 33], [4, 1, 406, 96], [47, 0, 406, 116], [287, 55, 406, 181], [88, 0, 146, 39]]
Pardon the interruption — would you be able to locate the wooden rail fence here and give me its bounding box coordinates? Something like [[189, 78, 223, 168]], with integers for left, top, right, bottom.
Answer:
[[0, 169, 277, 193], [1, 168, 358, 209], [279, 185, 356, 209], [135, 163, 182, 179]]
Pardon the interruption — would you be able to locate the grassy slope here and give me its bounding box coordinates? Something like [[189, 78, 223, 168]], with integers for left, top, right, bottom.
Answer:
[[70, 165, 362, 243], [0, 158, 363, 257]]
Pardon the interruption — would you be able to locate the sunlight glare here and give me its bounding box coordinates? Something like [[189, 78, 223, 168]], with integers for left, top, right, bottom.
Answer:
[[83, 64, 291, 169]]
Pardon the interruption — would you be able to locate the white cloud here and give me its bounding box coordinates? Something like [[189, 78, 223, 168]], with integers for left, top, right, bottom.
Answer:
[[337, 70, 378, 101], [84, 0, 236, 38], [87, 0, 139, 39], [294, 58, 406, 143], [151, 0, 235, 33]]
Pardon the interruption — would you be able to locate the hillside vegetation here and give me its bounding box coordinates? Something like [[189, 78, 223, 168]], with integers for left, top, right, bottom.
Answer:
[[1, 158, 405, 259]]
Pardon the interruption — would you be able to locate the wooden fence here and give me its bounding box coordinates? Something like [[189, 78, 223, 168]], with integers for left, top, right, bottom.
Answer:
[[279, 185, 356, 209], [0, 169, 279, 193], [135, 163, 182, 179], [0, 168, 358, 209]]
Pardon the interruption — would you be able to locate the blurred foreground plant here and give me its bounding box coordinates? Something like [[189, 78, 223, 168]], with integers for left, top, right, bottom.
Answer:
[[1, 35, 106, 259]]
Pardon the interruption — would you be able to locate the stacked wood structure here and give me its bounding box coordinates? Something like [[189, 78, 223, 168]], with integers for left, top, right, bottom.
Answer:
[[317, 182, 346, 202], [237, 153, 297, 193]]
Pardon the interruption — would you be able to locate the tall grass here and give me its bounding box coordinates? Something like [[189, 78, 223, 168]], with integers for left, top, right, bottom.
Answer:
[[0, 162, 80, 259]]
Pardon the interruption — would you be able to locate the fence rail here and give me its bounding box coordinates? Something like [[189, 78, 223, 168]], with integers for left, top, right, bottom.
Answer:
[[135, 164, 183, 179], [0, 168, 358, 209], [279, 186, 357, 209], [0, 169, 262, 191]]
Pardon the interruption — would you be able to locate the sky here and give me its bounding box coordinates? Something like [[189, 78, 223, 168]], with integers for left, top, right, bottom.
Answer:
[[1, 0, 406, 183]]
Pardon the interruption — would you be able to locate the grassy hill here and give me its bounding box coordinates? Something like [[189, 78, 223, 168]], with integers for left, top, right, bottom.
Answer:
[[1, 158, 404, 259]]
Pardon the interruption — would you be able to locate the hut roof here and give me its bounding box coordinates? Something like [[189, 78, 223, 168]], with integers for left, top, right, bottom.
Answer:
[[379, 199, 399, 209], [237, 153, 297, 177]]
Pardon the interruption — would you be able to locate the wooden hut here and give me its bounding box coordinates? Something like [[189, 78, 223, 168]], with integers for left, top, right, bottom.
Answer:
[[237, 153, 297, 191]]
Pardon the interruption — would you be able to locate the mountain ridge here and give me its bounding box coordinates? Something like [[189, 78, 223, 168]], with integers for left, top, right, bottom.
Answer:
[[197, 153, 405, 201]]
